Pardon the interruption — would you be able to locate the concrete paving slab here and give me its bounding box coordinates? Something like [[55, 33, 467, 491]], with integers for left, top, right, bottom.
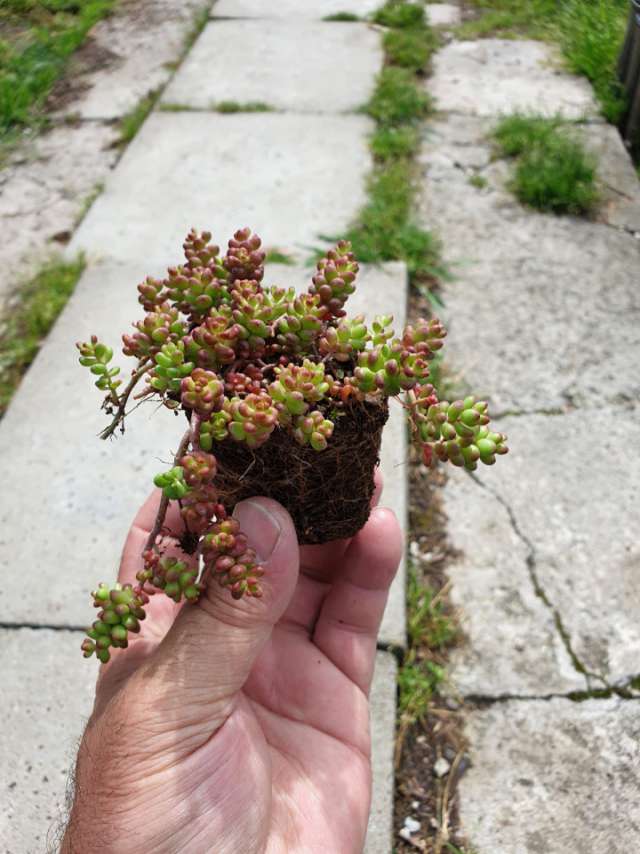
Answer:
[[426, 3, 461, 27], [68, 112, 372, 267], [443, 467, 584, 697], [365, 651, 398, 854], [213, 0, 381, 19], [459, 698, 640, 853], [578, 122, 640, 233], [0, 121, 118, 308], [0, 641, 398, 853], [162, 20, 382, 114], [0, 629, 94, 854], [430, 39, 598, 119], [54, 0, 210, 121], [0, 262, 407, 638], [417, 118, 640, 413], [477, 409, 640, 685]]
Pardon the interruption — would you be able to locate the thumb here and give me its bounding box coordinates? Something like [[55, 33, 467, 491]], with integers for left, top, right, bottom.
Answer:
[[149, 497, 299, 711]]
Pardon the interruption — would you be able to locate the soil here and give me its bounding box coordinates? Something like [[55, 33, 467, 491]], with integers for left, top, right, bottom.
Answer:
[[393, 290, 473, 854], [46, 37, 120, 114], [212, 397, 389, 544]]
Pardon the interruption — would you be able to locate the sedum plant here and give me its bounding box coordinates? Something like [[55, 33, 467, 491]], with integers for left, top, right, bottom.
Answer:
[[77, 227, 508, 663]]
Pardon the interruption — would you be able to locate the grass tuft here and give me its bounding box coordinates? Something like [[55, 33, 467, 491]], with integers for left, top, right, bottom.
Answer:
[[493, 113, 599, 214], [383, 26, 437, 71], [0, 255, 85, 416], [322, 11, 360, 21], [117, 88, 161, 145], [0, 0, 115, 137], [457, 0, 628, 122], [370, 125, 420, 161], [215, 100, 274, 113], [373, 0, 425, 29], [365, 66, 432, 125], [265, 249, 296, 265], [468, 173, 488, 189]]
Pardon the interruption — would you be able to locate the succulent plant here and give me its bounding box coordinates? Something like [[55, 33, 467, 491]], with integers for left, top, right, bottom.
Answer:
[[77, 226, 508, 662]]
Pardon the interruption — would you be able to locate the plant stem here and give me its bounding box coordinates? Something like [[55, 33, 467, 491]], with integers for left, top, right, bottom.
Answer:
[[144, 428, 192, 553], [100, 359, 152, 440]]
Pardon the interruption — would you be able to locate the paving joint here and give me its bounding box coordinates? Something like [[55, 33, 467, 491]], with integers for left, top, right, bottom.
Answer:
[[464, 690, 640, 705], [467, 471, 608, 691], [0, 622, 85, 633]]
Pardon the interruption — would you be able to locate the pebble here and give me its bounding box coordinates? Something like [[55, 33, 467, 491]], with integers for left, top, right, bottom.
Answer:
[[434, 756, 451, 778], [403, 816, 421, 834]]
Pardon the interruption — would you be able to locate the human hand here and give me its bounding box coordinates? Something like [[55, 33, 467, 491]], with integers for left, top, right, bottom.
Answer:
[[63, 484, 403, 854]]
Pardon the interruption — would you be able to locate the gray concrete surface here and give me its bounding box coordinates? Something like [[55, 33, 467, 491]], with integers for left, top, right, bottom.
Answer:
[[443, 467, 584, 697], [366, 652, 399, 854], [162, 20, 382, 113], [68, 112, 372, 267], [417, 8, 640, 853], [418, 115, 640, 413], [2, 5, 400, 853], [212, 0, 381, 19], [429, 39, 599, 119], [476, 409, 640, 686], [459, 698, 640, 853], [54, 0, 211, 121], [425, 3, 461, 27], [0, 629, 93, 854]]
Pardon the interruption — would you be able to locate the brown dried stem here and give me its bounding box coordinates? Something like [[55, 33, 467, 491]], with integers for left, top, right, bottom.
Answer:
[[100, 359, 153, 440]]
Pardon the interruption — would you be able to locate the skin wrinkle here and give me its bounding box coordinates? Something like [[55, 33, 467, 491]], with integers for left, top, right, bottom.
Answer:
[[63, 488, 401, 854]]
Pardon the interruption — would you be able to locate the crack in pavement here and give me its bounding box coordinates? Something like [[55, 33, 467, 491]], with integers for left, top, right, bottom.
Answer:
[[463, 688, 640, 705], [467, 471, 609, 693], [0, 621, 85, 633]]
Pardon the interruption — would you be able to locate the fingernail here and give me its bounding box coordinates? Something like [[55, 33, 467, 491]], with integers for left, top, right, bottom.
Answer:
[[232, 499, 282, 562]]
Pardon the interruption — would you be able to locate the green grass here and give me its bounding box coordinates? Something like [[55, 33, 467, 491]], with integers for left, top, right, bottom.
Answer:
[[265, 249, 296, 265], [398, 563, 457, 725], [493, 113, 599, 214], [322, 11, 360, 21], [468, 173, 488, 189], [457, 0, 628, 122], [370, 125, 420, 161], [215, 100, 274, 113], [383, 26, 437, 71], [373, 0, 425, 29], [0, 0, 115, 137], [0, 255, 85, 415], [337, 0, 445, 293], [117, 88, 161, 145], [366, 66, 432, 125]]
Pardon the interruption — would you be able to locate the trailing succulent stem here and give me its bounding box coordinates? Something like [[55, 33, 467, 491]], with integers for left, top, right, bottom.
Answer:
[[77, 227, 508, 662]]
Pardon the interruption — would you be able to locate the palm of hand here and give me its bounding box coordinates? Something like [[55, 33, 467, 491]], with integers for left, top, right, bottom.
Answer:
[[66, 494, 401, 854]]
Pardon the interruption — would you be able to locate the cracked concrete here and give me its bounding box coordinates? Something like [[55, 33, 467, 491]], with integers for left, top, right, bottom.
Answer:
[[0, 0, 214, 311], [418, 6, 640, 852], [459, 698, 640, 853]]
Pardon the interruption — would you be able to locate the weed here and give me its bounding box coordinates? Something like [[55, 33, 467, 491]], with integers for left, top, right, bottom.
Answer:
[[458, 0, 628, 122], [322, 12, 359, 21], [398, 659, 445, 722], [493, 113, 599, 214], [117, 88, 161, 145], [264, 249, 296, 265], [468, 173, 488, 189], [159, 102, 202, 112], [215, 100, 274, 113], [373, 0, 425, 29], [383, 26, 437, 71], [0, 0, 115, 136], [557, 0, 627, 122], [74, 181, 104, 227], [0, 255, 85, 415], [370, 125, 420, 161], [492, 112, 561, 156], [407, 565, 457, 650], [366, 66, 432, 125]]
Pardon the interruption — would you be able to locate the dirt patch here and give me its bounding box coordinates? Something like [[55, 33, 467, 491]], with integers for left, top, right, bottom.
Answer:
[[46, 36, 120, 114]]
